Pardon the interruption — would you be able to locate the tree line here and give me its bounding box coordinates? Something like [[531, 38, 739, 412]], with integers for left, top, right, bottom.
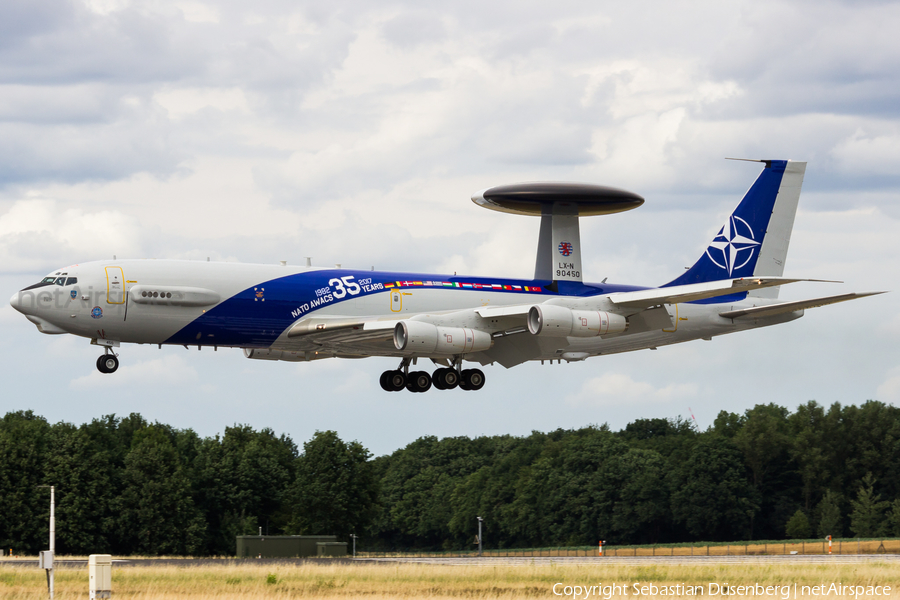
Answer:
[[1, 400, 899, 555]]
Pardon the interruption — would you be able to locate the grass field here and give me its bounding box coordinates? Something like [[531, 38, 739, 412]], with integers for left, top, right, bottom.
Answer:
[[2, 559, 900, 598]]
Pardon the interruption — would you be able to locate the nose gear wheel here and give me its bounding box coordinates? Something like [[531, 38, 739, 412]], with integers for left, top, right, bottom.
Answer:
[[96, 354, 119, 374]]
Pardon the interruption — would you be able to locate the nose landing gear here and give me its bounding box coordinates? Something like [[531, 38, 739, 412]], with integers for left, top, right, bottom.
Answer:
[[379, 358, 484, 392], [96, 350, 119, 374]]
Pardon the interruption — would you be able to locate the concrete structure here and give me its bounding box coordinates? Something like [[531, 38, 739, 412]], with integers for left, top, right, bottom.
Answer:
[[316, 542, 348, 557], [236, 535, 338, 558]]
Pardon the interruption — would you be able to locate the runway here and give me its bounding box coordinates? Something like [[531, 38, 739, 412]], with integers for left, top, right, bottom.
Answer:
[[4, 554, 899, 568], [0, 558, 357, 568], [357, 554, 900, 566]]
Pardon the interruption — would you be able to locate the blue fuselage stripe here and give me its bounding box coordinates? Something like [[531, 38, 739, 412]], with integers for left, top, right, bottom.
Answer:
[[163, 270, 646, 347]]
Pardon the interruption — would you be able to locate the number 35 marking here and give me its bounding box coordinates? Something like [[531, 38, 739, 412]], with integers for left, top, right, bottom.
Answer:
[[329, 276, 361, 299]]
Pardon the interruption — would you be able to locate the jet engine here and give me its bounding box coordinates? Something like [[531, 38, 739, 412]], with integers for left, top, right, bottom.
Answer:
[[394, 321, 492, 354], [527, 304, 627, 337]]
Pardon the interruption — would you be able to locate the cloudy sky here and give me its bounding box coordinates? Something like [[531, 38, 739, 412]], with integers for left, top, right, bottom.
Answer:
[[1, 0, 898, 455]]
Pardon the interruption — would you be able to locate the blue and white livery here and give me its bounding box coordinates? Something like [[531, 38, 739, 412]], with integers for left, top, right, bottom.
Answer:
[[9, 160, 883, 392]]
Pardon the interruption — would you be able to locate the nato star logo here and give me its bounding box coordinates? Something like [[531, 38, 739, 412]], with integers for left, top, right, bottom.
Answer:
[[705, 216, 760, 276]]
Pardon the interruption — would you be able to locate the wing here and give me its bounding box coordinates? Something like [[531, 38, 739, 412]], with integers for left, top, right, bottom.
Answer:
[[273, 279, 872, 361]]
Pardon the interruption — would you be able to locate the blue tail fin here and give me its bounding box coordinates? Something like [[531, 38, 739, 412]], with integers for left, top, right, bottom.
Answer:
[[665, 159, 805, 287]]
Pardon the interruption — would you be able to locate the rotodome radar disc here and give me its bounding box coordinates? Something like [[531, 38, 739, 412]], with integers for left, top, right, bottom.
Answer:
[[471, 182, 644, 216]]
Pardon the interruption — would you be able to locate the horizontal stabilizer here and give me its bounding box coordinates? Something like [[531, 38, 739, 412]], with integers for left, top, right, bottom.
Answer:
[[609, 277, 836, 310], [718, 292, 886, 320]]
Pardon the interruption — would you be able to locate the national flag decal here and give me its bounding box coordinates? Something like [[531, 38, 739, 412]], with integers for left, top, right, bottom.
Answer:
[[385, 279, 544, 293]]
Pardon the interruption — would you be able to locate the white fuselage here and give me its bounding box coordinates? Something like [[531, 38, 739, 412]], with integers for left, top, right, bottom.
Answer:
[[10, 258, 800, 366]]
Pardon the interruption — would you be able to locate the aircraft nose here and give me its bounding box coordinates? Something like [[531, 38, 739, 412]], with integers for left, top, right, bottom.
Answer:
[[10, 291, 23, 313]]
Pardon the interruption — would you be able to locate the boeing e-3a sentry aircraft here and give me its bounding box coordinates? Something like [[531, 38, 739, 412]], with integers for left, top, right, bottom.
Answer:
[[9, 159, 883, 392]]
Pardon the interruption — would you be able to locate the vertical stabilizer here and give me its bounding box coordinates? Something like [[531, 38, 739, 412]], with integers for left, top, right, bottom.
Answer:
[[664, 159, 805, 291], [749, 160, 806, 298]]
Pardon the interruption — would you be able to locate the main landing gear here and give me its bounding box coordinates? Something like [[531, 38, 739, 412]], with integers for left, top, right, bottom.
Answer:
[[379, 358, 485, 392], [96, 348, 119, 374]]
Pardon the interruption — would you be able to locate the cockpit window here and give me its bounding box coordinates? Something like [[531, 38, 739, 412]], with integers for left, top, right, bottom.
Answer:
[[25, 274, 75, 291]]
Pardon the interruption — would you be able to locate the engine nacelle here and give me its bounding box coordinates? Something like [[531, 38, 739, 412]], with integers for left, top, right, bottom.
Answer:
[[394, 321, 492, 354], [527, 304, 627, 337]]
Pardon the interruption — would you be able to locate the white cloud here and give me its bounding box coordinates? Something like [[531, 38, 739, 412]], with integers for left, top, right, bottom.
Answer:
[[0, 199, 143, 272], [173, 2, 219, 24], [82, 0, 130, 16], [831, 128, 900, 177], [153, 87, 249, 119], [876, 366, 900, 404], [567, 372, 699, 407]]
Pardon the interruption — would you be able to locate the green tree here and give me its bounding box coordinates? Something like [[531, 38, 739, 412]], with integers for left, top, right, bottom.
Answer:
[[849, 473, 888, 537], [785, 509, 811, 539], [446, 433, 550, 550], [607, 448, 670, 544], [192, 425, 296, 554], [505, 429, 629, 547], [712, 411, 743, 438], [287, 431, 378, 540], [618, 417, 697, 478], [838, 402, 900, 499], [115, 426, 206, 554], [887, 499, 900, 537], [788, 401, 830, 511], [0, 411, 52, 553], [732, 404, 794, 537], [375, 434, 499, 549], [670, 435, 757, 541], [816, 490, 843, 538], [44, 423, 117, 554]]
